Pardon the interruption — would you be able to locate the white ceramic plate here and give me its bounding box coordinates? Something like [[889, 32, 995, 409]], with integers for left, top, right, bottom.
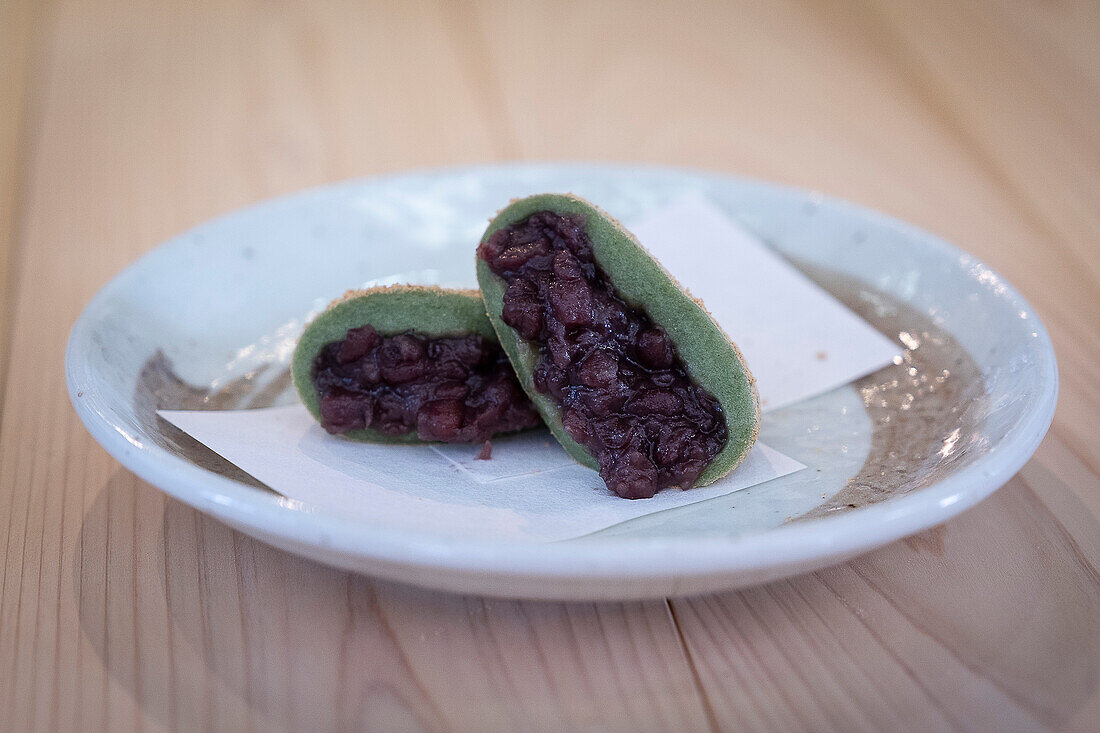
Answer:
[[66, 164, 1057, 600]]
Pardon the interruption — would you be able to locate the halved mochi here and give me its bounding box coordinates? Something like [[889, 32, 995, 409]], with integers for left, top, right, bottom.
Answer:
[[476, 195, 759, 498], [293, 285, 541, 443]]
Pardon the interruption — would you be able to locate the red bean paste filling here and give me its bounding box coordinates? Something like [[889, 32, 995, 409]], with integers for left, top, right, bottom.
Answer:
[[313, 326, 541, 443], [479, 211, 728, 499]]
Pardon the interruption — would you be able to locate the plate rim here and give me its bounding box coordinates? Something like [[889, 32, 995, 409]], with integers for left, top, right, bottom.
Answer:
[[65, 162, 1059, 593]]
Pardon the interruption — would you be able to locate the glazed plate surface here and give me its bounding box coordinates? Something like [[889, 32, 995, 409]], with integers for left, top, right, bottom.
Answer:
[[66, 164, 1057, 599]]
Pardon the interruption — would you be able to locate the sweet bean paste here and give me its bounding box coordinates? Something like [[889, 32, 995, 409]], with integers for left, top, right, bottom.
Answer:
[[312, 326, 541, 442], [479, 211, 727, 499]]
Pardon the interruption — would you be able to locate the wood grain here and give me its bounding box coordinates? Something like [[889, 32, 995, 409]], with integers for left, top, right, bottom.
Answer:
[[63, 472, 710, 732], [0, 0, 37, 412], [672, 472, 1100, 731], [1, 0, 1097, 730]]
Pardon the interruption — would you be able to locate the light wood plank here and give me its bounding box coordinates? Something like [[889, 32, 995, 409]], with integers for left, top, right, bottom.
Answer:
[[64, 472, 712, 731], [0, 0, 37, 404], [672, 475, 1100, 732]]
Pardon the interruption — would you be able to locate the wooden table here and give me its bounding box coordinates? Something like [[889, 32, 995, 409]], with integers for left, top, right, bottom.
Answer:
[[2, 1, 1098, 730]]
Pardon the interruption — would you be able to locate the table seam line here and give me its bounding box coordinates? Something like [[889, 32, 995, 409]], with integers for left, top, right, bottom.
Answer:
[[664, 597, 721, 733], [0, 0, 52, 435]]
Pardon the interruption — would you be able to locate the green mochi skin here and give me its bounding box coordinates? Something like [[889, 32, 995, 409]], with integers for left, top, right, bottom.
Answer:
[[292, 285, 501, 444], [476, 194, 761, 486]]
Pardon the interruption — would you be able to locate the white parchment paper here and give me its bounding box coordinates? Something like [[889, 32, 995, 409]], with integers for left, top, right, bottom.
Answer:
[[161, 405, 805, 542], [630, 195, 900, 411]]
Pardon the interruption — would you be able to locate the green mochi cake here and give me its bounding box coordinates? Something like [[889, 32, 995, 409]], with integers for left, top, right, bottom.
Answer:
[[293, 285, 541, 444], [475, 194, 760, 498]]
